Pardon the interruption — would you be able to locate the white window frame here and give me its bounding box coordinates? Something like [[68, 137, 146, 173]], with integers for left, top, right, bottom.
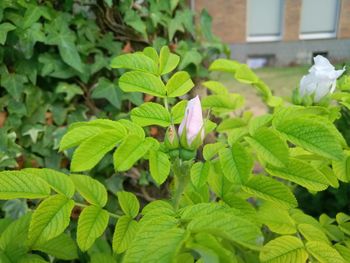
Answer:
[[246, 0, 285, 42], [299, 0, 340, 40]]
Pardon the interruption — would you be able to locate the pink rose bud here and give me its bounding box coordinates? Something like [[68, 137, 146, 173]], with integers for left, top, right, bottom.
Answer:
[[178, 96, 204, 148]]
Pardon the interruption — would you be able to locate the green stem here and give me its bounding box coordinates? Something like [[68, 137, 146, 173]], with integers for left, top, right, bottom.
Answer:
[[75, 202, 121, 219], [171, 159, 191, 210]]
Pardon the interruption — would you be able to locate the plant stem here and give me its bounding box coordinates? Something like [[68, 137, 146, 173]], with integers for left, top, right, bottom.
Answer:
[[75, 202, 120, 219], [171, 159, 191, 210]]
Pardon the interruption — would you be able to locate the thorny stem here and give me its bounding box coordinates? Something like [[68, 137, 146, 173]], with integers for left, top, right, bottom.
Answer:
[[75, 202, 120, 219]]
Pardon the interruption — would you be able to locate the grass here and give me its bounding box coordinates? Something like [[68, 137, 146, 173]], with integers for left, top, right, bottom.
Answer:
[[211, 65, 309, 114]]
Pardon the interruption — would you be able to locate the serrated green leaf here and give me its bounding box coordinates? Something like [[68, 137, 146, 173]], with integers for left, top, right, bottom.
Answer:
[[187, 212, 263, 250], [71, 130, 123, 172], [143, 228, 187, 263], [22, 168, 75, 198], [298, 224, 330, 244], [258, 202, 296, 234], [70, 174, 107, 207], [131, 102, 171, 127], [202, 94, 244, 113], [149, 150, 171, 185], [110, 53, 158, 74], [59, 126, 101, 151], [306, 241, 344, 263], [119, 71, 166, 97], [209, 59, 240, 74], [333, 153, 350, 182], [112, 215, 138, 254], [18, 254, 48, 263], [77, 206, 109, 251], [0, 171, 50, 199], [90, 253, 116, 263], [274, 117, 343, 161], [28, 195, 74, 246], [159, 46, 180, 75], [242, 175, 298, 208], [118, 119, 145, 139], [33, 233, 78, 260], [171, 100, 187, 123], [260, 236, 307, 263], [217, 118, 247, 133], [123, 216, 178, 263], [203, 142, 225, 161], [166, 71, 194, 97], [334, 244, 350, 262], [117, 191, 139, 218], [266, 158, 329, 191], [248, 114, 273, 135], [190, 162, 210, 188], [141, 200, 175, 217], [219, 143, 253, 184], [202, 81, 228, 95], [113, 136, 156, 171], [207, 160, 235, 200], [143, 47, 159, 64], [245, 127, 289, 167]]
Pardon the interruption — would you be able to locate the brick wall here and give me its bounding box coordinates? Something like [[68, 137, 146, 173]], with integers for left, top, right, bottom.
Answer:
[[283, 0, 301, 41], [338, 0, 350, 38], [194, 0, 246, 43]]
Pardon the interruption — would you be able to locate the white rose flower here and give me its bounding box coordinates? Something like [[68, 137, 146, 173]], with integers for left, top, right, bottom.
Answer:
[[299, 55, 345, 102]]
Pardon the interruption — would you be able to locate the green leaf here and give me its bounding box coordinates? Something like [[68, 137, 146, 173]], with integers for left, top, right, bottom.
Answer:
[[333, 153, 350, 182], [0, 171, 50, 199], [258, 202, 296, 234], [245, 127, 289, 167], [298, 224, 330, 244], [23, 168, 75, 199], [70, 174, 107, 207], [202, 94, 244, 113], [118, 119, 145, 139], [166, 71, 194, 97], [18, 254, 47, 263], [207, 160, 235, 200], [242, 175, 298, 208], [202, 81, 228, 95], [171, 100, 187, 124], [112, 215, 138, 254], [1, 73, 27, 100], [113, 136, 157, 171], [91, 78, 122, 109], [28, 195, 74, 246], [77, 206, 109, 251], [56, 82, 83, 102], [143, 47, 159, 64], [199, 9, 214, 41], [159, 46, 180, 75], [209, 59, 241, 74], [131, 102, 171, 127], [260, 236, 308, 263], [274, 117, 343, 161], [46, 27, 84, 73], [110, 53, 158, 74], [149, 150, 171, 185], [306, 241, 344, 263], [59, 126, 101, 151], [187, 212, 263, 250], [0, 23, 16, 45], [235, 64, 259, 84], [123, 216, 178, 263], [124, 10, 147, 38], [191, 162, 210, 188], [143, 228, 188, 262], [33, 234, 78, 260], [219, 143, 253, 184], [248, 114, 273, 135], [266, 158, 329, 191], [203, 142, 225, 161], [117, 191, 140, 218], [90, 253, 116, 263], [71, 130, 123, 172], [119, 71, 166, 97]]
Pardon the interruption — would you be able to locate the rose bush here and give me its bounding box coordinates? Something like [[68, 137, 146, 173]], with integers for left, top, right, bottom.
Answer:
[[0, 48, 349, 262]]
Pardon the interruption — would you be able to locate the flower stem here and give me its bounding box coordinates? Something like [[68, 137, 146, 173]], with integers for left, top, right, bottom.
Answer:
[[171, 159, 191, 210]]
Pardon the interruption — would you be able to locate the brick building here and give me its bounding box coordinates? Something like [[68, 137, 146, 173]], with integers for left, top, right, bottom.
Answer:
[[193, 0, 350, 66]]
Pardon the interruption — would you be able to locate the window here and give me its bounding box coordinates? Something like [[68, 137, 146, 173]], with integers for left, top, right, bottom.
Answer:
[[300, 0, 340, 39], [247, 0, 284, 42]]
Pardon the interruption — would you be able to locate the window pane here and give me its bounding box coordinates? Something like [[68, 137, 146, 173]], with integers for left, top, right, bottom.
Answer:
[[248, 0, 284, 37], [300, 0, 339, 34]]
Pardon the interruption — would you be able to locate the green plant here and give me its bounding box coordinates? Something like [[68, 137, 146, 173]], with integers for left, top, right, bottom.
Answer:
[[0, 48, 350, 262]]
